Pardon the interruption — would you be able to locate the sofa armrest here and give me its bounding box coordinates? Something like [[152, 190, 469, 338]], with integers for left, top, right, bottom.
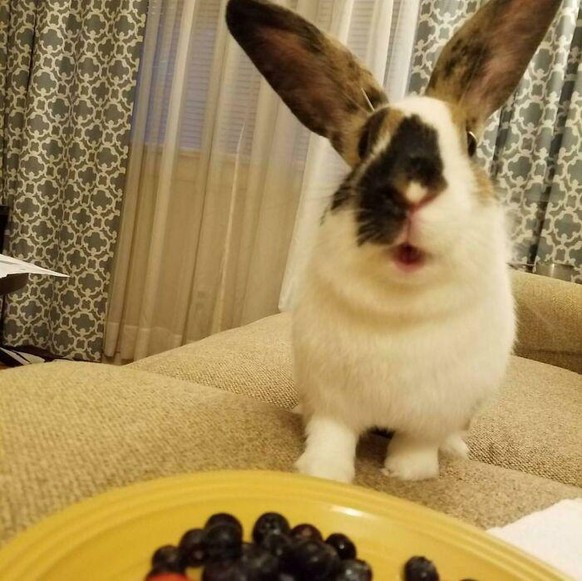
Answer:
[[511, 270, 582, 373]]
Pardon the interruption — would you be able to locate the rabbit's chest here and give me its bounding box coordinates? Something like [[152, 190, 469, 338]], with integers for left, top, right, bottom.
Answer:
[[329, 317, 489, 388], [294, 296, 514, 431]]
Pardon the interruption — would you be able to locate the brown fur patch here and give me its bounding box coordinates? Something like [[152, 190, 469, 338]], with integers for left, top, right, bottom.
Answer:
[[443, 102, 496, 203], [357, 107, 404, 160], [473, 164, 497, 203], [380, 108, 405, 138]]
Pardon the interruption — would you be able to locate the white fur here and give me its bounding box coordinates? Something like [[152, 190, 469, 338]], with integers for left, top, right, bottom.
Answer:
[[294, 96, 515, 482], [295, 416, 357, 483]]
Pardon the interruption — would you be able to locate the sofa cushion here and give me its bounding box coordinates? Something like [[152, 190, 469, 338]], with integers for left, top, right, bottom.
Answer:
[[130, 313, 297, 408], [131, 313, 582, 488], [0, 362, 580, 548], [511, 271, 582, 374], [469, 356, 582, 488]]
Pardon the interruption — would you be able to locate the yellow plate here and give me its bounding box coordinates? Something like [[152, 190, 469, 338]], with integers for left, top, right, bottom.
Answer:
[[0, 470, 564, 580]]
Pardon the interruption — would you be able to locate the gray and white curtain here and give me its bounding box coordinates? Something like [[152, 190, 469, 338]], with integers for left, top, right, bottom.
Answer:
[[0, 0, 148, 360], [409, 0, 582, 283]]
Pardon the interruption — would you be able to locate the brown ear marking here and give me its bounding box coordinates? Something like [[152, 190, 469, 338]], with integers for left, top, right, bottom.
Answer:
[[226, 0, 388, 166], [427, 0, 561, 130]]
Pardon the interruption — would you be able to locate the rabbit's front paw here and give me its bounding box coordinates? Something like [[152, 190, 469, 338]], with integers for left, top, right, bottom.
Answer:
[[440, 432, 469, 458], [295, 452, 355, 483], [382, 450, 439, 481], [382, 435, 439, 481]]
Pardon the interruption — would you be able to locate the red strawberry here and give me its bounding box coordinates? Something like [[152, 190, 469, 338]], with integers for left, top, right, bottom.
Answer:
[[146, 573, 191, 581]]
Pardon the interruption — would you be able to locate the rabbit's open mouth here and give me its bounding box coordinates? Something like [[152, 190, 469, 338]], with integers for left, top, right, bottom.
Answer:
[[392, 243, 426, 272]]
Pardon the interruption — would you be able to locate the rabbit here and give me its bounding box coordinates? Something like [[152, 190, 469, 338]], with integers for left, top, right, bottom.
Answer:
[[226, 0, 561, 482]]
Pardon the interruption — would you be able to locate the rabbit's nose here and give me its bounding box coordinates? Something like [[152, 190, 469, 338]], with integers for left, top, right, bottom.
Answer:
[[403, 181, 438, 209]]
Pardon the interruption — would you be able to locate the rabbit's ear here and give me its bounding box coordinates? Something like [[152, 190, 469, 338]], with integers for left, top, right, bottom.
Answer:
[[226, 0, 387, 166], [427, 0, 561, 132]]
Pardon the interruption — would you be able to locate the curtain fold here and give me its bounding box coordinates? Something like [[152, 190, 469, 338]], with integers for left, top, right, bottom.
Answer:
[[0, 0, 148, 360], [536, 11, 582, 279], [409, 0, 581, 282], [104, 0, 419, 361], [0, 0, 36, 217]]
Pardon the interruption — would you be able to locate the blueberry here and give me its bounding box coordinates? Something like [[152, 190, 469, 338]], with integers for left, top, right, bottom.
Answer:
[[252, 513, 291, 545], [202, 560, 245, 580], [291, 524, 323, 542], [178, 528, 206, 567], [240, 544, 280, 580], [205, 513, 244, 537], [403, 556, 440, 581], [285, 539, 340, 580], [260, 532, 293, 560], [325, 533, 357, 560], [202, 523, 243, 562], [151, 544, 185, 572], [334, 559, 373, 580]]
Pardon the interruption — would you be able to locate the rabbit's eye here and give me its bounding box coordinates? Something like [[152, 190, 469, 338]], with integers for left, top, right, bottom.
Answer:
[[467, 131, 477, 157]]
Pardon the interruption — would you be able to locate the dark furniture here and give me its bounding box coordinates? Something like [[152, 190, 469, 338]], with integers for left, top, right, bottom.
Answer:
[[0, 273, 29, 296], [0, 205, 9, 253]]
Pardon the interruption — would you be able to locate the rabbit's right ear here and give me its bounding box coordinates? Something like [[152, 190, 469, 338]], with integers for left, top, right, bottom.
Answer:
[[427, 0, 561, 134], [226, 0, 387, 166]]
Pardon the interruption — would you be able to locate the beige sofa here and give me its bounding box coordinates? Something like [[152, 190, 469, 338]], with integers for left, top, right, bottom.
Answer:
[[0, 271, 581, 549]]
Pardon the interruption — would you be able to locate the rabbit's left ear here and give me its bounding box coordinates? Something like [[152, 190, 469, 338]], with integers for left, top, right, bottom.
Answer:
[[226, 0, 387, 166], [427, 0, 561, 133]]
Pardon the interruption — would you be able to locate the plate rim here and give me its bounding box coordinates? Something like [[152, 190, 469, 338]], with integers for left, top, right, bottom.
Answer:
[[0, 470, 567, 580]]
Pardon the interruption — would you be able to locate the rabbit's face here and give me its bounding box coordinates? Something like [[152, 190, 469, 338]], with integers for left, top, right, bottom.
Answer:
[[227, 0, 560, 282], [328, 96, 488, 281]]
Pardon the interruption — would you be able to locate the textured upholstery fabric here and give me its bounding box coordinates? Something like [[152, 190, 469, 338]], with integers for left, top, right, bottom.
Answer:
[[470, 357, 582, 487], [130, 313, 297, 408], [131, 311, 582, 487], [511, 270, 582, 374], [0, 362, 580, 548]]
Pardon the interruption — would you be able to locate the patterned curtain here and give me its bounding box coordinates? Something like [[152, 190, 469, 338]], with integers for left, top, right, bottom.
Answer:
[[0, 0, 148, 360], [409, 0, 582, 283]]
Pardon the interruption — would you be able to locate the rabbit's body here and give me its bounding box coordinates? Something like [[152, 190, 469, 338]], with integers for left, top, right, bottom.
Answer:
[[292, 97, 516, 481], [226, 0, 560, 481], [294, 200, 515, 483]]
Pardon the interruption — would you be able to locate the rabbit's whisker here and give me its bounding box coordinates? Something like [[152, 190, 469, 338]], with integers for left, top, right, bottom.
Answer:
[[361, 88, 376, 112]]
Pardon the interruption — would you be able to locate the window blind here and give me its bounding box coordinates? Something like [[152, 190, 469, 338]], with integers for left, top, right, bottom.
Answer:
[[139, 0, 412, 152]]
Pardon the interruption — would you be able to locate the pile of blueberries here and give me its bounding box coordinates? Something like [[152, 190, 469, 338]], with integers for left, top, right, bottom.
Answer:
[[145, 511, 443, 580]]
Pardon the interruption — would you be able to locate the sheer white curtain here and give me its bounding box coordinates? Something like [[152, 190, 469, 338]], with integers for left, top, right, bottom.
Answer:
[[280, 0, 421, 309], [104, 0, 420, 362]]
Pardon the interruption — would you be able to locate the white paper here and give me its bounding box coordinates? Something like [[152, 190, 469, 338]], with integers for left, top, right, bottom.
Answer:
[[489, 499, 582, 580], [0, 253, 68, 279]]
